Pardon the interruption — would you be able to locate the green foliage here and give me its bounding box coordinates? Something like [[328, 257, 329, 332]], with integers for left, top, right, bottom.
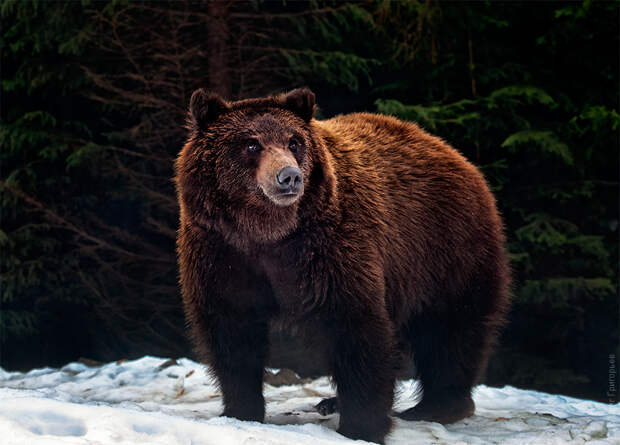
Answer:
[[282, 50, 377, 92], [501, 131, 572, 165], [0, 1, 108, 357], [0, 310, 37, 337], [519, 278, 614, 308], [279, 3, 381, 92], [376, 98, 477, 130]]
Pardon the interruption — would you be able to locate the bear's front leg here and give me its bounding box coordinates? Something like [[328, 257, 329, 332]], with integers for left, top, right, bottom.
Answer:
[[178, 226, 275, 422], [329, 312, 396, 444], [207, 314, 269, 421]]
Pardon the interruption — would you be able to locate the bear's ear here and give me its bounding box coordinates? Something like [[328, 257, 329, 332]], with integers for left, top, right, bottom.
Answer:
[[189, 89, 230, 128], [280, 88, 316, 122]]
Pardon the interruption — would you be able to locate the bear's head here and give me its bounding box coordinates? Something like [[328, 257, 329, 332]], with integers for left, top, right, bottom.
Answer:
[[176, 88, 334, 246]]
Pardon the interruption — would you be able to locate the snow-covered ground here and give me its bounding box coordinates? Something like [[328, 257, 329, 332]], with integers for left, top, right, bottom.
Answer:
[[0, 356, 617, 445]]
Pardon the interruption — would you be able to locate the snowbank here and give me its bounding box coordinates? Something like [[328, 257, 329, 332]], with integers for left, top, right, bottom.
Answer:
[[0, 356, 617, 444]]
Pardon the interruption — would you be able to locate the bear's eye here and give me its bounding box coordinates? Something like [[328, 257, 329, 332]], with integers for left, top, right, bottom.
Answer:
[[245, 139, 262, 153], [289, 138, 300, 153]]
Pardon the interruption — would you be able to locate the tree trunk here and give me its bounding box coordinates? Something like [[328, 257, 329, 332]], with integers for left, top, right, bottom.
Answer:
[[208, 1, 232, 98]]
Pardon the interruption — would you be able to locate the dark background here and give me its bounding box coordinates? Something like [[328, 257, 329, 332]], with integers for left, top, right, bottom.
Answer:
[[1, 1, 618, 404]]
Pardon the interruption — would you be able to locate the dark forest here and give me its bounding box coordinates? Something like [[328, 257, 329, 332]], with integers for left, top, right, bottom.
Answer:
[[1, 0, 618, 404]]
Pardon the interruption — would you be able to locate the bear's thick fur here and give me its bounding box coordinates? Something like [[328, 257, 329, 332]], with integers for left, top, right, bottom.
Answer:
[[175, 88, 510, 444]]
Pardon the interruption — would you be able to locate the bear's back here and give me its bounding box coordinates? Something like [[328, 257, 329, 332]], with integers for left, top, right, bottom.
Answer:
[[313, 112, 492, 220], [317, 112, 470, 174]]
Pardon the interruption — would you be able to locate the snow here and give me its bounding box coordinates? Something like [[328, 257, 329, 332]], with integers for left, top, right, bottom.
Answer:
[[0, 356, 618, 444]]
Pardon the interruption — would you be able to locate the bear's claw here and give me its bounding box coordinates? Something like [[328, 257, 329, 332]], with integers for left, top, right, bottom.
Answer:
[[315, 397, 338, 416]]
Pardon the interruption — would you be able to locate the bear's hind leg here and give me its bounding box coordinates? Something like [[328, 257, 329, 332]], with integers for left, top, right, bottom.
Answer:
[[397, 306, 499, 424]]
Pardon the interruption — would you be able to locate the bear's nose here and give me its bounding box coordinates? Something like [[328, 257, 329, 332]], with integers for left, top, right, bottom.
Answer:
[[276, 166, 303, 193]]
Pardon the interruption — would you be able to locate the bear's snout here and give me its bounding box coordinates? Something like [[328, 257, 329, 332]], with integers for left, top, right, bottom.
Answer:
[[255, 146, 304, 206], [276, 166, 303, 194]]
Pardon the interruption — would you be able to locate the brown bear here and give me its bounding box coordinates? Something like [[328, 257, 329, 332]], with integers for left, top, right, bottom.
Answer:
[[175, 88, 510, 444]]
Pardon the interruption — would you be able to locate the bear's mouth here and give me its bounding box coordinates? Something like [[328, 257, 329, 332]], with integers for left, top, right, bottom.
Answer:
[[270, 190, 302, 207], [257, 184, 303, 207]]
